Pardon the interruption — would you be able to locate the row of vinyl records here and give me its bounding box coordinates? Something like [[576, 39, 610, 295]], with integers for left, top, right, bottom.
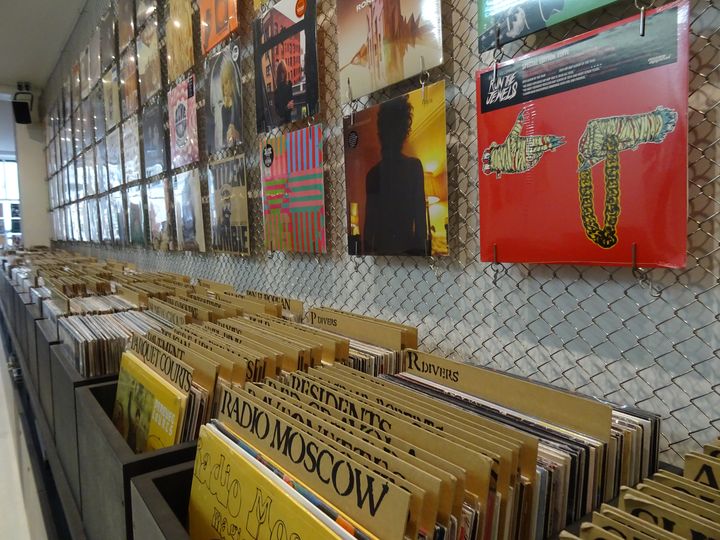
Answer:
[[560, 441, 720, 539], [112, 325, 662, 540]]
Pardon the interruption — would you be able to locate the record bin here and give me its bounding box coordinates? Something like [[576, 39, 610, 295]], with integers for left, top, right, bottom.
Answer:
[[24, 300, 44, 392], [51, 343, 117, 511], [130, 462, 193, 540], [35, 319, 61, 434], [76, 380, 196, 540], [13, 286, 32, 361]]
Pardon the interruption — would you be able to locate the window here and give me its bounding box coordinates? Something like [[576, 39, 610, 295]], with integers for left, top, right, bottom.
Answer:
[[0, 161, 20, 237]]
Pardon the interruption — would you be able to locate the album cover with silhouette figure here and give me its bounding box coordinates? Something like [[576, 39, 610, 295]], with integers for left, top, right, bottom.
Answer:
[[477, 1, 688, 267], [343, 81, 449, 257]]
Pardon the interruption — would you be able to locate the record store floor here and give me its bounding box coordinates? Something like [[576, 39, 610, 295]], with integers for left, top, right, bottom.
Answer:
[[0, 335, 47, 539]]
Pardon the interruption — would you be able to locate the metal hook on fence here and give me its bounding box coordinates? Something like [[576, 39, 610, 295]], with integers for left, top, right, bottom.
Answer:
[[635, 0, 655, 36], [420, 56, 430, 103], [491, 243, 501, 286], [631, 243, 661, 297]]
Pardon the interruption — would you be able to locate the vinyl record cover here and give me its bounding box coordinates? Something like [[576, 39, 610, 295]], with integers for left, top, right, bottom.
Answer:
[[72, 61, 82, 110], [103, 64, 121, 129], [99, 194, 113, 241], [73, 202, 84, 241], [260, 124, 326, 253], [208, 155, 249, 255], [87, 198, 100, 243], [78, 199, 89, 242], [106, 128, 124, 189], [63, 123, 74, 163], [137, 0, 157, 28], [168, 76, 199, 169], [118, 0, 135, 52], [173, 168, 206, 252], [63, 76, 72, 119], [100, 9, 117, 71], [337, 0, 443, 102], [92, 85, 106, 142], [199, 0, 238, 54], [82, 98, 94, 149], [88, 27, 102, 89], [73, 107, 84, 153], [142, 101, 167, 177], [205, 38, 243, 156], [137, 19, 162, 104], [147, 178, 173, 250], [85, 149, 97, 196], [122, 116, 142, 182], [253, 0, 319, 132], [127, 185, 146, 245], [96, 139, 109, 193], [80, 48, 90, 99], [476, 1, 689, 268], [166, 0, 195, 82], [478, 0, 618, 52], [120, 45, 140, 118], [76, 153, 86, 200], [344, 81, 448, 256], [110, 189, 127, 243]]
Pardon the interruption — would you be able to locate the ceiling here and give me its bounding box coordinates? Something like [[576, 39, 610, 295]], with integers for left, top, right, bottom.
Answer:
[[0, 0, 86, 93]]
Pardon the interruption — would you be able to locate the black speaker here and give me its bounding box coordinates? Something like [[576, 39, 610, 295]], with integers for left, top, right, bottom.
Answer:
[[12, 91, 33, 124]]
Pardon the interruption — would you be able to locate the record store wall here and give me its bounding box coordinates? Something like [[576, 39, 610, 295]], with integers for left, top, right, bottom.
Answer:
[[42, 0, 719, 466]]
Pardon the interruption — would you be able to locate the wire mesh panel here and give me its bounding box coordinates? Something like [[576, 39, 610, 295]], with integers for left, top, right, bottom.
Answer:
[[42, 0, 720, 466]]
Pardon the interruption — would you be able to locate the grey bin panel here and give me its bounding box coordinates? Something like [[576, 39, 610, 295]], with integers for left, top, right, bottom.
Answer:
[[36, 319, 61, 439]]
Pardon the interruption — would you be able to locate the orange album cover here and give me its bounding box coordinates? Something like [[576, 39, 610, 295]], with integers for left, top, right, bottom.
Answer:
[[200, 0, 239, 54]]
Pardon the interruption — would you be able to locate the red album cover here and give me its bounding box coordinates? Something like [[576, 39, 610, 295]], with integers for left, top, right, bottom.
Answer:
[[476, 1, 689, 268]]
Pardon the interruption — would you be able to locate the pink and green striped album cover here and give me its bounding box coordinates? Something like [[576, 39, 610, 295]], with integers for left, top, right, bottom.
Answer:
[[260, 124, 327, 253]]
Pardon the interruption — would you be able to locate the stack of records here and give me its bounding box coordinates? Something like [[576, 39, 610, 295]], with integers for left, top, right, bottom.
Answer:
[[562, 439, 720, 539], [57, 310, 172, 377], [68, 294, 137, 314], [187, 348, 662, 540]]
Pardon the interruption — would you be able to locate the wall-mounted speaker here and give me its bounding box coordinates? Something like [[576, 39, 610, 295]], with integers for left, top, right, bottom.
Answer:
[[12, 91, 33, 124]]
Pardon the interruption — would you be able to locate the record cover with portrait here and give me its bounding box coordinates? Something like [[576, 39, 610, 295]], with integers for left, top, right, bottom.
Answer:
[[92, 85, 106, 142], [118, 0, 135, 52], [72, 61, 81, 109], [89, 27, 102, 89], [173, 168, 206, 251], [142, 101, 167, 177], [147, 178, 173, 250], [253, 0, 319, 132], [127, 185, 146, 245], [166, 0, 195, 82], [85, 149, 96, 196], [106, 128, 124, 189], [110, 189, 128, 243], [100, 8, 117, 71], [99, 194, 113, 242], [80, 48, 90, 99], [205, 37, 243, 156], [137, 0, 157, 28], [122, 115, 142, 182], [138, 19, 162, 104], [168, 75, 199, 169], [103, 64, 121, 129], [260, 124, 326, 253], [343, 81, 449, 256], [338, 0, 443, 102], [96, 139, 109, 193], [120, 45, 140, 118], [87, 198, 100, 243], [200, 0, 238, 54], [208, 155, 249, 255]]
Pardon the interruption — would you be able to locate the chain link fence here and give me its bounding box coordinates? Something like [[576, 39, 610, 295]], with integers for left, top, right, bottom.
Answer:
[[43, 0, 719, 466]]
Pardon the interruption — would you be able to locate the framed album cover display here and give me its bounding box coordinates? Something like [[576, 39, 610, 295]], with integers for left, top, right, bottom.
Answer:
[[166, 0, 195, 82], [205, 37, 243, 156], [173, 168, 206, 252], [200, 0, 238, 54], [137, 19, 162, 104], [147, 178, 173, 250], [168, 75, 199, 169], [122, 115, 142, 182], [208, 155, 249, 255], [142, 101, 167, 177]]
